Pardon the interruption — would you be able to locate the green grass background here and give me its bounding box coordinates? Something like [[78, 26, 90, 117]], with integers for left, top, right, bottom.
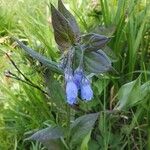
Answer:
[[0, 0, 150, 149]]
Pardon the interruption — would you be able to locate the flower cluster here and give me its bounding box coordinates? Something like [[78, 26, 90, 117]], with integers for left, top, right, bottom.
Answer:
[[65, 67, 93, 105]]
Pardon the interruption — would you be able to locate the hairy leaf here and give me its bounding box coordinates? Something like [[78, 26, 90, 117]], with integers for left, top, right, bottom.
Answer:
[[26, 126, 65, 150], [51, 4, 76, 51], [93, 25, 116, 36], [13, 38, 63, 74], [58, 0, 80, 39], [82, 33, 110, 52], [70, 113, 99, 145], [84, 50, 112, 73]]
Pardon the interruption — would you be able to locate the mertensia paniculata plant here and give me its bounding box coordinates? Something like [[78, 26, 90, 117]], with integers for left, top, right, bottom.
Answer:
[[13, 0, 112, 105]]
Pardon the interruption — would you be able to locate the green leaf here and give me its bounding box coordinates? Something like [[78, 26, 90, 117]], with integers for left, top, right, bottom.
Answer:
[[116, 77, 141, 110], [70, 113, 99, 146], [51, 4, 76, 51], [13, 37, 63, 74], [140, 81, 150, 99], [26, 126, 65, 150], [58, 0, 80, 39], [102, 46, 118, 62], [82, 33, 110, 52], [93, 25, 116, 37], [75, 46, 112, 73], [94, 78, 110, 95], [44, 69, 66, 106], [84, 50, 112, 73], [88, 140, 100, 150], [80, 131, 91, 150]]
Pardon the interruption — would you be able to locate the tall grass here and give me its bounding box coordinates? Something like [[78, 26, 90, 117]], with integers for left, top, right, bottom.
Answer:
[[0, 0, 150, 149]]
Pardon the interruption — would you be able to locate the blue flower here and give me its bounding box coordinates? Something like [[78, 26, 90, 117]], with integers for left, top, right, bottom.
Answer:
[[81, 77, 93, 101], [65, 69, 78, 105], [74, 68, 83, 89], [66, 79, 78, 104]]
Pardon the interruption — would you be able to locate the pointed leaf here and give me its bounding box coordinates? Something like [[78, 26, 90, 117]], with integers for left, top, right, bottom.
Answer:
[[116, 77, 141, 110], [51, 4, 76, 51], [70, 113, 99, 145], [13, 38, 63, 74], [82, 33, 110, 52], [93, 25, 116, 37], [58, 0, 80, 39], [84, 50, 112, 73], [27, 127, 63, 141], [27, 126, 65, 150]]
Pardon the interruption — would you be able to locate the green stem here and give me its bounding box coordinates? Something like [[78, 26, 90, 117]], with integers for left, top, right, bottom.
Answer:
[[66, 105, 71, 148]]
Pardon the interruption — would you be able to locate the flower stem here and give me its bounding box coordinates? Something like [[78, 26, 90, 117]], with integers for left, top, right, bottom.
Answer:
[[66, 104, 71, 147]]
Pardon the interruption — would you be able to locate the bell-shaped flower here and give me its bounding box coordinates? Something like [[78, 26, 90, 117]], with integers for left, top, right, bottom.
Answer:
[[73, 67, 83, 89], [80, 77, 93, 101], [65, 70, 78, 105]]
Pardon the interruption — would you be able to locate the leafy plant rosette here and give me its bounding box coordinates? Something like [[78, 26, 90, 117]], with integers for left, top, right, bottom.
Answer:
[[12, 0, 113, 149]]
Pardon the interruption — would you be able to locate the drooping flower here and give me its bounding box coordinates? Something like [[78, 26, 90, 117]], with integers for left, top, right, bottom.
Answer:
[[74, 67, 83, 89], [80, 77, 93, 101], [65, 69, 78, 105], [66, 79, 78, 104]]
